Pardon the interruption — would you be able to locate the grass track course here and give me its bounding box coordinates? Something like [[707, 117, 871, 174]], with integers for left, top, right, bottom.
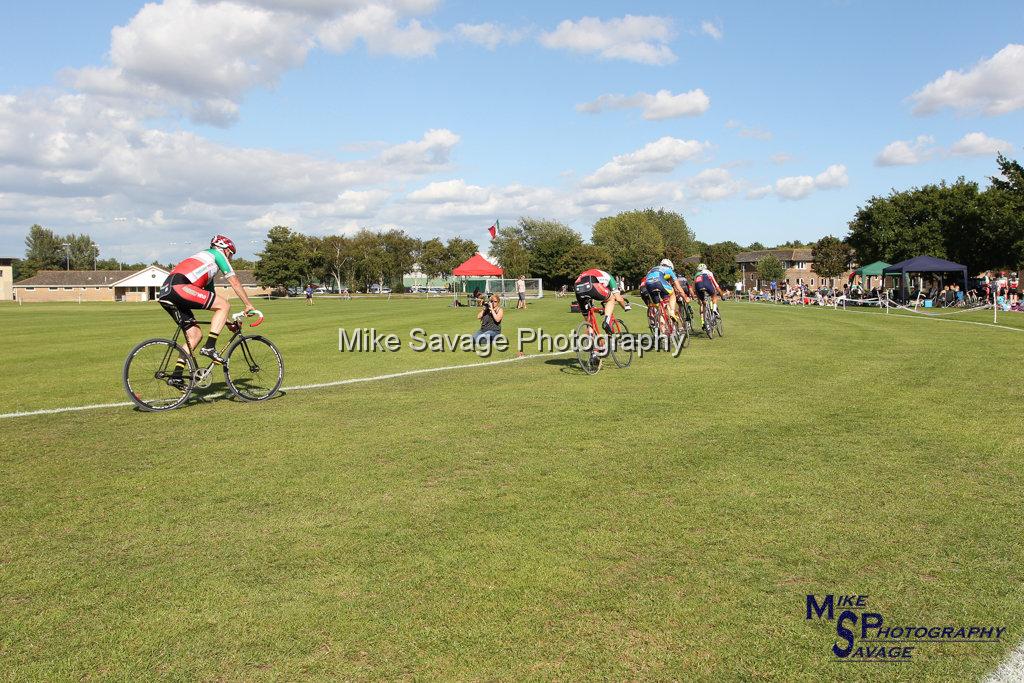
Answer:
[[1, 298, 1022, 680]]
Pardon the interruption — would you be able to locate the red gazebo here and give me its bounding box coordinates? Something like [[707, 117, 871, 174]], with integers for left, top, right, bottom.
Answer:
[[452, 253, 504, 277], [451, 253, 504, 303]]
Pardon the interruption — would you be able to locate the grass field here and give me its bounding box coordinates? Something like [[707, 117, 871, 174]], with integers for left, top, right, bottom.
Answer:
[[2, 296, 1023, 680]]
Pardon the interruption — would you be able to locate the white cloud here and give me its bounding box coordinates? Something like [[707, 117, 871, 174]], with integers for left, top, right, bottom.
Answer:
[[774, 164, 847, 200], [770, 153, 793, 165], [949, 131, 1013, 156], [539, 15, 676, 65], [317, 4, 442, 57], [583, 137, 711, 187], [688, 168, 740, 201], [911, 44, 1024, 116], [576, 88, 710, 120], [814, 164, 848, 189], [746, 185, 772, 200], [65, 0, 444, 125], [700, 20, 723, 40], [875, 136, 932, 166], [454, 22, 527, 50], [725, 119, 772, 140]]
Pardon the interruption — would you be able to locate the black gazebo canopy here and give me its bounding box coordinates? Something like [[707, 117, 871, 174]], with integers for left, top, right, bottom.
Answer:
[[883, 255, 968, 300]]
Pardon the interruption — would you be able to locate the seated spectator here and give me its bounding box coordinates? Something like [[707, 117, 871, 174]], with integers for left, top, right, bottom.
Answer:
[[473, 292, 504, 341]]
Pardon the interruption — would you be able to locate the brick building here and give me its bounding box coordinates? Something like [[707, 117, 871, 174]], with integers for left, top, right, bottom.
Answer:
[[14, 267, 270, 303], [735, 248, 854, 291]]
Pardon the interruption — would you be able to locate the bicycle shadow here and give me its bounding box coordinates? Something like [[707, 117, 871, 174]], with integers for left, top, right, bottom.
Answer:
[[545, 357, 592, 375]]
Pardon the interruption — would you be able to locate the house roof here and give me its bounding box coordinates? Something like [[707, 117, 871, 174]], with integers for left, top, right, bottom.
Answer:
[[15, 269, 141, 286], [215, 269, 261, 286], [735, 248, 814, 263]]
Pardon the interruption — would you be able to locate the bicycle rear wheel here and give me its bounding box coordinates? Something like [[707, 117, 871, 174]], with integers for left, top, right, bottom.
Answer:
[[224, 335, 284, 401], [609, 319, 633, 368], [574, 321, 602, 375], [123, 338, 195, 411]]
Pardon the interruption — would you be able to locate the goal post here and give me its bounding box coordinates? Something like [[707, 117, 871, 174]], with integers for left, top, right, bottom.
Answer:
[[485, 278, 543, 300]]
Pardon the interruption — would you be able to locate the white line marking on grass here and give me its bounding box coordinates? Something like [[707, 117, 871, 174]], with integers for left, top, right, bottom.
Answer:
[[734, 301, 1024, 333], [986, 642, 1024, 682], [0, 351, 572, 421]]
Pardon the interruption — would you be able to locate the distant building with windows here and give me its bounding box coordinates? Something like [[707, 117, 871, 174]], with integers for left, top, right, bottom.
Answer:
[[13, 267, 270, 302], [735, 248, 854, 290]]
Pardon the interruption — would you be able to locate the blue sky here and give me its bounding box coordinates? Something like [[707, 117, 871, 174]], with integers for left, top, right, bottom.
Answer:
[[0, 0, 1021, 263]]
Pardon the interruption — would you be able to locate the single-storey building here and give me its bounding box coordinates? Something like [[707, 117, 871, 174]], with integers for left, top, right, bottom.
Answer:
[[14, 267, 271, 303]]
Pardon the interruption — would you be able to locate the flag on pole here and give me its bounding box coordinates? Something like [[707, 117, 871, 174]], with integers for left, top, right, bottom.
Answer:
[[488, 219, 499, 240]]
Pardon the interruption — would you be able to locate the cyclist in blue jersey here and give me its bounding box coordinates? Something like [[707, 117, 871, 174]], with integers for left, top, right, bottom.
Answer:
[[643, 259, 690, 324]]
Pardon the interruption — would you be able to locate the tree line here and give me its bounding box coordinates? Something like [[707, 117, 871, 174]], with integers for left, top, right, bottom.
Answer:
[[10, 154, 1020, 290], [253, 226, 478, 291]]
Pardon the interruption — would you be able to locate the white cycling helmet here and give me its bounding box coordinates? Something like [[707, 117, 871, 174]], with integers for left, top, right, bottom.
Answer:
[[697, 263, 708, 271], [660, 258, 674, 270]]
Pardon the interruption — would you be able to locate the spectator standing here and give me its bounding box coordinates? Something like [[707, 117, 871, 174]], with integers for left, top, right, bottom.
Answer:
[[304, 283, 314, 306], [516, 275, 527, 309]]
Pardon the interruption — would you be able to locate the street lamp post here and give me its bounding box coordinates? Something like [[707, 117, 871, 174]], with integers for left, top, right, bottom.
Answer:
[[60, 243, 71, 270]]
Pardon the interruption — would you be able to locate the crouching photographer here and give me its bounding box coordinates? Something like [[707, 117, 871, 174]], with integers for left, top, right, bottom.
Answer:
[[472, 292, 504, 341]]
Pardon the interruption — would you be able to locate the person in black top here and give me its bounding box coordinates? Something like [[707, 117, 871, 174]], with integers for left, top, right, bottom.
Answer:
[[473, 292, 504, 341]]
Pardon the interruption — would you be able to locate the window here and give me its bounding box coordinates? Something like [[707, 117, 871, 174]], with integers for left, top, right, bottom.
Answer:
[[49, 287, 58, 291], [796, 261, 807, 269], [810, 278, 815, 286], [63, 287, 72, 291], [25, 287, 35, 291]]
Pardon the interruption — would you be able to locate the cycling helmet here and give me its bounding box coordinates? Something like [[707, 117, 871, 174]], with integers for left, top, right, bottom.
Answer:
[[211, 234, 237, 255], [660, 258, 674, 270], [697, 263, 708, 271]]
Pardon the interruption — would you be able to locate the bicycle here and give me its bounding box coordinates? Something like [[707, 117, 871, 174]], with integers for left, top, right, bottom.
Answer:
[[123, 309, 284, 412], [574, 299, 632, 375], [646, 295, 690, 351], [699, 296, 724, 339]]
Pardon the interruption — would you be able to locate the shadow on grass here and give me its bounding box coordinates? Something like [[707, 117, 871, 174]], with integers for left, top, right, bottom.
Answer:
[[544, 357, 592, 375]]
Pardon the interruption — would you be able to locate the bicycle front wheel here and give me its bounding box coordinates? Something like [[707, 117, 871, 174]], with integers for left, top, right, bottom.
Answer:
[[574, 321, 601, 375], [609, 319, 633, 368], [715, 314, 724, 337], [123, 338, 195, 412], [224, 335, 284, 401]]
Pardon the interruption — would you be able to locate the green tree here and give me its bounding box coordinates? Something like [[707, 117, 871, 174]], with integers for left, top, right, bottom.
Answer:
[[380, 229, 420, 291], [592, 212, 664, 283], [255, 226, 309, 291], [639, 208, 696, 264], [746, 241, 766, 251], [555, 243, 612, 283], [24, 225, 65, 270], [700, 241, 741, 284], [846, 179, 984, 271], [985, 154, 1024, 270], [489, 225, 531, 277], [416, 237, 448, 286], [518, 218, 583, 287], [756, 255, 786, 283], [811, 236, 853, 279], [445, 237, 478, 272]]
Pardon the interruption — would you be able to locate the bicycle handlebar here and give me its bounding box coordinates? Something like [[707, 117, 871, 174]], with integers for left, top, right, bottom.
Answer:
[[232, 309, 264, 327]]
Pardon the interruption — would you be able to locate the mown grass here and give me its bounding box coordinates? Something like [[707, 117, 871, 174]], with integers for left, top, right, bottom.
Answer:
[[1, 297, 1022, 680]]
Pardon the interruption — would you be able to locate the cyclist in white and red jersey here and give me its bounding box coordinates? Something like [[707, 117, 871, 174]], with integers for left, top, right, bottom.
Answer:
[[574, 268, 631, 332], [157, 235, 256, 373]]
